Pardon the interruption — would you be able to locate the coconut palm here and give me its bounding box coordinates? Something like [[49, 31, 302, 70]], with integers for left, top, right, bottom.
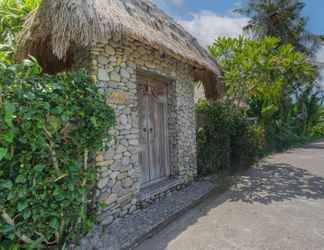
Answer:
[[236, 0, 319, 56]]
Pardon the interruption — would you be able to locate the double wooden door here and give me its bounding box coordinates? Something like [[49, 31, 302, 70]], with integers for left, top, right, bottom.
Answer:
[[138, 75, 169, 187]]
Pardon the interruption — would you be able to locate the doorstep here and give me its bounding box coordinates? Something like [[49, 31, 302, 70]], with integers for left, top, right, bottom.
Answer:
[[136, 178, 185, 208], [74, 179, 218, 250]]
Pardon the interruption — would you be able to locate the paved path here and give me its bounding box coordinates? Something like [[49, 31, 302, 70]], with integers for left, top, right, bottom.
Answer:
[[136, 140, 324, 250]]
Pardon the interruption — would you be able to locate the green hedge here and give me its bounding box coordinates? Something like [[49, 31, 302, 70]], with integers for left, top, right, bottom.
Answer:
[[196, 100, 265, 176], [0, 59, 115, 249]]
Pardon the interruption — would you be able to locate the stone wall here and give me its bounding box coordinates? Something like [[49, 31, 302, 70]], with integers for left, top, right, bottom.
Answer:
[[89, 37, 197, 225]]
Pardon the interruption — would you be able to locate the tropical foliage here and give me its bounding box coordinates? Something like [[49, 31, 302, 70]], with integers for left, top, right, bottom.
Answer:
[[0, 1, 116, 249], [0, 59, 115, 249], [0, 0, 41, 60], [196, 99, 265, 176], [209, 36, 322, 150], [236, 0, 319, 55], [309, 107, 324, 138]]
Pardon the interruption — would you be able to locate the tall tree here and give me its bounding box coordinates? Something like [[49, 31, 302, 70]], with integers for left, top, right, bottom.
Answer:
[[236, 0, 319, 56], [209, 36, 318, 137]]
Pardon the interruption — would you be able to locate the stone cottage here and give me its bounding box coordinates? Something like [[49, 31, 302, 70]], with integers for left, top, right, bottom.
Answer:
[[16, 0, 222, 224]]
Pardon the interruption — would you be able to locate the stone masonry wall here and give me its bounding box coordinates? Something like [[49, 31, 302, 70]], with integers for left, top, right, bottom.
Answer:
[[89, 37, 197, 225]]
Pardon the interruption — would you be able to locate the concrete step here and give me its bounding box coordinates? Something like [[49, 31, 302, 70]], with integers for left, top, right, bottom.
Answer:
[[74, 179, 218, 250]]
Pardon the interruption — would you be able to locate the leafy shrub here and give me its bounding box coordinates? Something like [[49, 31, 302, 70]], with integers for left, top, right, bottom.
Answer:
[[209, 36, 322, 150], [231, 123, 266, 167], [196, 99, 265, 176], [309, 125, 324, 139], [0, 59, 115, 249], [309, 108, 324, 139], [264, 121, 309, 152], [196, 100, 231, 176]]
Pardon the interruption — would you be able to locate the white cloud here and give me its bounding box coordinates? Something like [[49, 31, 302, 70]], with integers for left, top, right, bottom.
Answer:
[[178, 10, 249, 47]]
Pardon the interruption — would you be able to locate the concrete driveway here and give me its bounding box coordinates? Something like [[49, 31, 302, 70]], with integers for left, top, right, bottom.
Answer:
[[135, 140, 324, 250]]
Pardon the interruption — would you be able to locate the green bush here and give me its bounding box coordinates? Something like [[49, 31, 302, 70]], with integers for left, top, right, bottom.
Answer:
[[196, 99, 265, 176], [0, 59, 115, 249], [231, 124, 266, 167], [196, 100, 231, 176], [309, 125, 324, 139], [264, 121, 309, 152], [309, 108, 324, 139]]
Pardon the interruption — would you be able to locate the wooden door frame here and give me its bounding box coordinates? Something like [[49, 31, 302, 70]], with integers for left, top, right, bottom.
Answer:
[[137, 69, 174, 186]]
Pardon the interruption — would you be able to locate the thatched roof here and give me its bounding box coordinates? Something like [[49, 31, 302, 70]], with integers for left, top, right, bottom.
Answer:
[[17, 0, 222, 97]]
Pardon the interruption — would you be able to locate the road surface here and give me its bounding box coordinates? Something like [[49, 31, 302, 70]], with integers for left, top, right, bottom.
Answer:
[[136, 140, 324, 250]]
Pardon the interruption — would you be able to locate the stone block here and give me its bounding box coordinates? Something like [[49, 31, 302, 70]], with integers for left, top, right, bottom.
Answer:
[[100, 193, 118, 205], [101, 215, 114, 225], [120, 68, 130, 79], [122, 177, 133, 188], [105, 45, 115, 55], [129, 139, 139, 146], [96, 160, 113, 167], [98, 68, 109, 81], [110, 71, 121, 82], [98, 56, 109, 65], [98, 176, 109, 189], [117, 172, 128, 180]]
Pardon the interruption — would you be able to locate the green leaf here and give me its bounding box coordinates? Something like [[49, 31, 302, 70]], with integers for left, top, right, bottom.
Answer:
[[0, 179, 13, 189], [22, 209, 31, 220], [0, 148, 8, 160], [36, 120, 44, 129], [3, 132, 14, 143], [16, 174, 26, 184], [4, 113, 14, 126], [17, 201, 28, 212], [27, 236, 44, 250], [0, 224, 14, 234], [49, 218, 60, 230], [261, 105, 278, 120], [4, 102, 16, 114], [90, 116, 97, 127], [48, 115, 61, 132], [34, 164, 45, 172]]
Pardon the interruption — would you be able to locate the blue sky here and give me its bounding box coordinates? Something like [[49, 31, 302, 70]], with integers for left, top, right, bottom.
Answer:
[[154, 0, 324, 88], [154, 0, 324, 34], [154, 0, 324, 62]]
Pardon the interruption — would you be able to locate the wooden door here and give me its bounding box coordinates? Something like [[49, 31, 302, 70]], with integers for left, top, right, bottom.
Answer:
[[138, 75, 169, 187]]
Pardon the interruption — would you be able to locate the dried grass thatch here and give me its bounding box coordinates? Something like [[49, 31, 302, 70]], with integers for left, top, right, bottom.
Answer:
[[16, 0, 222, 97]]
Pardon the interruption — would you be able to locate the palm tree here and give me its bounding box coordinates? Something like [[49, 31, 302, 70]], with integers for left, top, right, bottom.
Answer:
[[296, 84, 324, 133], [236, 0, 319, 56]]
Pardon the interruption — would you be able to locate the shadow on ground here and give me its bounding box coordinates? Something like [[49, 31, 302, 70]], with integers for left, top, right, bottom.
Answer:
[[136, 140, 324, 250], [229, 163, 324, 204]]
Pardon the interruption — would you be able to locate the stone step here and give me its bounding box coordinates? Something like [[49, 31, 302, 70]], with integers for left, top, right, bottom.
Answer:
[[74, 179, 218, 250]]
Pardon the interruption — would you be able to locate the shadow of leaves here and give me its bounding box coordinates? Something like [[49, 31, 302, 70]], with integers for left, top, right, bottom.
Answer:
[[229, 162, 324, 204]]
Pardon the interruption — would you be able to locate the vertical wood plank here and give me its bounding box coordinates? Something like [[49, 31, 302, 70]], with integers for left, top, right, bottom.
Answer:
[[138, 81, 150, 184], [137, 73, 170, 187]]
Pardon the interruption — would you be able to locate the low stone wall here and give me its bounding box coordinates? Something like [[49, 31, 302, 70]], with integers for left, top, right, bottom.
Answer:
[[89, 37, 197, 224]]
